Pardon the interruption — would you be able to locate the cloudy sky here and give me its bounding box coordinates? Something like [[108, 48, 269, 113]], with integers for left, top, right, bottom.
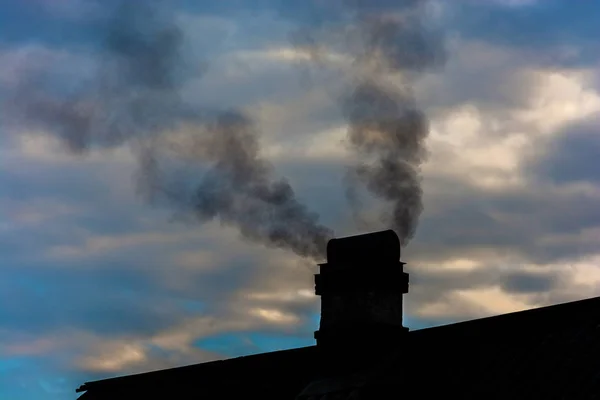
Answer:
[[1, 0, 600, 398]]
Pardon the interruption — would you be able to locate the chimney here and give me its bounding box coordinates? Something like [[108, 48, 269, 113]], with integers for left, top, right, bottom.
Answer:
[[314, 230, 409, 352]]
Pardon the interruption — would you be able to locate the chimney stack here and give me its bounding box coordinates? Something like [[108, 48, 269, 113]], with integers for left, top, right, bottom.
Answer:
[[314, 230, 409, 352]]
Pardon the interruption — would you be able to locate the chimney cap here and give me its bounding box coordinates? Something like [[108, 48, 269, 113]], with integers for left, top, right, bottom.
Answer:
[[326, 229, 400, 267]]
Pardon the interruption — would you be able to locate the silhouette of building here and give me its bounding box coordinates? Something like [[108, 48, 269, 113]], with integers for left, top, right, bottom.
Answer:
[[76, 230, 600, 399]]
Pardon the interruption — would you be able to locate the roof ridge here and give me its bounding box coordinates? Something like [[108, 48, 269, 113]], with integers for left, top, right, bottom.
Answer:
[[77, 345, 317, 393], [410, 295, 600, 337]]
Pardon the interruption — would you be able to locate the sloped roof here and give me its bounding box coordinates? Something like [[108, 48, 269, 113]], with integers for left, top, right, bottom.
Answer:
[[76, 345, 325, 400], [77, 295, 600, 400], [299, 295, 600, 399]]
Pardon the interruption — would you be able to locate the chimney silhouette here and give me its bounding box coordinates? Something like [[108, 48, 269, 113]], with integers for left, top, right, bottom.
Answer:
[[314, 230, 409, 351]]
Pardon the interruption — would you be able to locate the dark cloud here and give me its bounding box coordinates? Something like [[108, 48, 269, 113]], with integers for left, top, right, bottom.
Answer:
[[404, 265, 568, 323], [409, 268, 490, 308], [103, 1, 185, 91], [527, 119, 600, 185], [451, 0, 600, 67], [404, 315, 458, 330], [405, 176, 600, 265], [500, 271, 561, 294], [409, 265, 499, 293], [525, 280, 600, 308]]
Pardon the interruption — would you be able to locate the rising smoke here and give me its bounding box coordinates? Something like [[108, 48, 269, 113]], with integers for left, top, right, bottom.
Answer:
[[291, 0, 446, 245], [343, 81, 429, 243], [5, 0, 332, 259], [5, 0, 444, 257], [8, 0, 188, 152]]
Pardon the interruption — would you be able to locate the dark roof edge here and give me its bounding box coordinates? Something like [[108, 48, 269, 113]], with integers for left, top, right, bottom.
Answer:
[[410, 295, 600, 338], [76, 345, 317, 393]]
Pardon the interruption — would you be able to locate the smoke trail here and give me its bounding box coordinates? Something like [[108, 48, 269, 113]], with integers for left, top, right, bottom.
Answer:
[[292, 0, 446, 245], [8, 0, 187, 152], [347, 1, 445, 245], [5, 0, 333, 259], [161, 113, 333, 259], [343, 80, 429, 243]]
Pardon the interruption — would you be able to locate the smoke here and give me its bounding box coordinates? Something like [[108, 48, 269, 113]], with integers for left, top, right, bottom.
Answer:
[[343, 80, 429, 243], [8, 0, 188, 152], [5, 0, 444, 256], [291, 0, 446, 245], [5, 0, 333, 259], [205, 113, 331, 258]]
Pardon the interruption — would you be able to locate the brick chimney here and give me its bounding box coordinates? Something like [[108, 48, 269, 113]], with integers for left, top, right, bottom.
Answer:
[[314, 230, 409, 352]]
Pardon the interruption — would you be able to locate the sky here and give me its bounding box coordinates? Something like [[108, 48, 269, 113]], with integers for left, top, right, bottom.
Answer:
[[1, 0, 599, 398]]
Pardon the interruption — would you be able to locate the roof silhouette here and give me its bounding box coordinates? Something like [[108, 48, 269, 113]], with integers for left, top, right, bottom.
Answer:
[[76, 295, 600, 399]]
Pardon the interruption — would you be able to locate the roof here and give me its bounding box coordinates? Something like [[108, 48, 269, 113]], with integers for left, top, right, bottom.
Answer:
[[77, 295, 600, 399], [76, 345, 326, 400]]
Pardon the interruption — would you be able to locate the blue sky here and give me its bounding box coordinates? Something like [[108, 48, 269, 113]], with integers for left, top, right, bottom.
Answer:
[[1, 0, 600, 399]]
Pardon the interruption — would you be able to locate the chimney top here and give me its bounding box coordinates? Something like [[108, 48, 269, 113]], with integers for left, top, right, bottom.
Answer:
[[326, 229, 400, 268], [315, 229, 409, 353]]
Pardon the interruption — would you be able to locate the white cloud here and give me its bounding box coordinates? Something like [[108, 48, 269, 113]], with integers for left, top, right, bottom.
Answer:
[[249, 308, 301, 325], [420, 62, 600, 192], [514, 69, 600, 133], [422, 258, 483, 272], [5, 131, 133, 165], [78, 342, 147, 372], [263, 125, 350, 161], [172, 250, 220, 271], [416, 285, 533, 321], [426, 104, 529, 190], [455, 286, 532, 315], [244, 289, 314, 303], [548, 255, 600, 286], [70, 330, 218, 373], [45, 232, 190, 260]]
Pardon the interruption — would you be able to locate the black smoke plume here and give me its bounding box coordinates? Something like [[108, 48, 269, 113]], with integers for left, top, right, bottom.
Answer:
[[5, 0, 333, 259], [170, 113, 332, 259], [292, 0, 446, 245], [343, 80, 429, 243], [8, 0, 188, 151]]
